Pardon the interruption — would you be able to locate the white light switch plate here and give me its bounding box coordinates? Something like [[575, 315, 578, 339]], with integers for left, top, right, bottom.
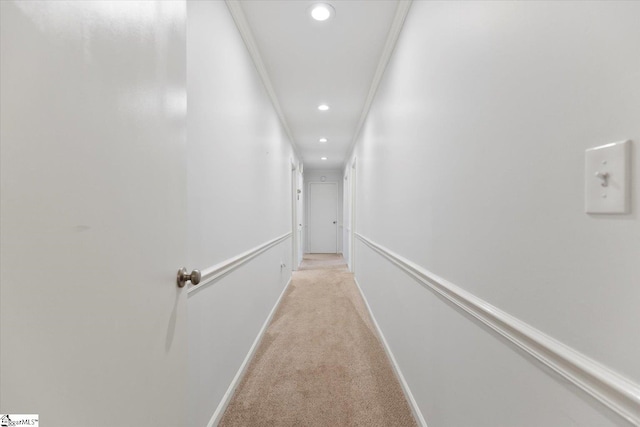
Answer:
[[585, 140, 631, 214]]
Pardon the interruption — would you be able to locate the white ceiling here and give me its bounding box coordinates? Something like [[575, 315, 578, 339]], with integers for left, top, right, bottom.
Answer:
[[237, 0, 401, 170]]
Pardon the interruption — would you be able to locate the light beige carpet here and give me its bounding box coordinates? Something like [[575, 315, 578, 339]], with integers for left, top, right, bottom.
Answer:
[[218, 254, 417, 427]]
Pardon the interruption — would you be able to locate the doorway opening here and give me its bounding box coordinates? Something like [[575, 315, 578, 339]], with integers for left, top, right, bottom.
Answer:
[[291, 161, 301, 270]]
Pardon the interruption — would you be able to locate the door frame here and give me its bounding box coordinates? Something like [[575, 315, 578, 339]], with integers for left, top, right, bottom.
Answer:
[[350, 159, 357, 273], [291, 159, 299, 270], [307, 181, 338, 254]]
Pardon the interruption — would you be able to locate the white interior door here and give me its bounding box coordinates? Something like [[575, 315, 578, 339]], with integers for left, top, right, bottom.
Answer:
[[0, 3, 188, 425], [308, 183, 338, 253]]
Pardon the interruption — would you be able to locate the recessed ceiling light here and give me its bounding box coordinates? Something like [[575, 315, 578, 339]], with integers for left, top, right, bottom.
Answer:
[[319, 138, 328, 143], [311, 3, 335, 21], [318, 104, 330, 111], [321, 157, 328, 160]]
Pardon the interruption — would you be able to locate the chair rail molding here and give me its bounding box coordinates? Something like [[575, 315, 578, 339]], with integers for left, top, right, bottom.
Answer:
[[188, 232, 292, 296], [355, 233, 640, 426]]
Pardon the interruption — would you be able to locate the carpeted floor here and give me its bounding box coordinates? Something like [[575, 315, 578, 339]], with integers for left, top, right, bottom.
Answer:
[[218, 254, 417, 427]]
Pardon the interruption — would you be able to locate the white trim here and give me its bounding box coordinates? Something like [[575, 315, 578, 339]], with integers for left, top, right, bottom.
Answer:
[[224, 0, 301, 161], [343, 1, 412, 168], [188, 233, 292, 296], [355, 233, 640, 426], [207, 277, 293, 427], [353, 277, 428, 427], [349, 160, 357, 273], [291, 164, 299, 271]]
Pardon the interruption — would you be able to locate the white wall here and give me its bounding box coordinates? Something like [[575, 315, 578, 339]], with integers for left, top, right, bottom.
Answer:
[[347, 1, 640, 426], [304, 169, 344, 253], [187, 2, 298, 426]]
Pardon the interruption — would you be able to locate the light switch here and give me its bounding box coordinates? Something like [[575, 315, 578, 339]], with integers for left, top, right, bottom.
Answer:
[[585, 140, 631, 214]]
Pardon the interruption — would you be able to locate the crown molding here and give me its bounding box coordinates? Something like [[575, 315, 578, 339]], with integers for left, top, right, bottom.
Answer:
[[225, 0, 302, 162], [343, 0, 413, 168]]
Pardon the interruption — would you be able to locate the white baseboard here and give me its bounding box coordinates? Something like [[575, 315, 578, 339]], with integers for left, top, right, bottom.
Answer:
[[206, 277, 293, 427], [354, 277, 428, 427], [355, 233, 640, 426]]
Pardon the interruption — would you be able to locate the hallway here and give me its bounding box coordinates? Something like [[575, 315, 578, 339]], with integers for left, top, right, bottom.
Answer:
[[219, 254, 415, 427], [2, 1, 639, 427]]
